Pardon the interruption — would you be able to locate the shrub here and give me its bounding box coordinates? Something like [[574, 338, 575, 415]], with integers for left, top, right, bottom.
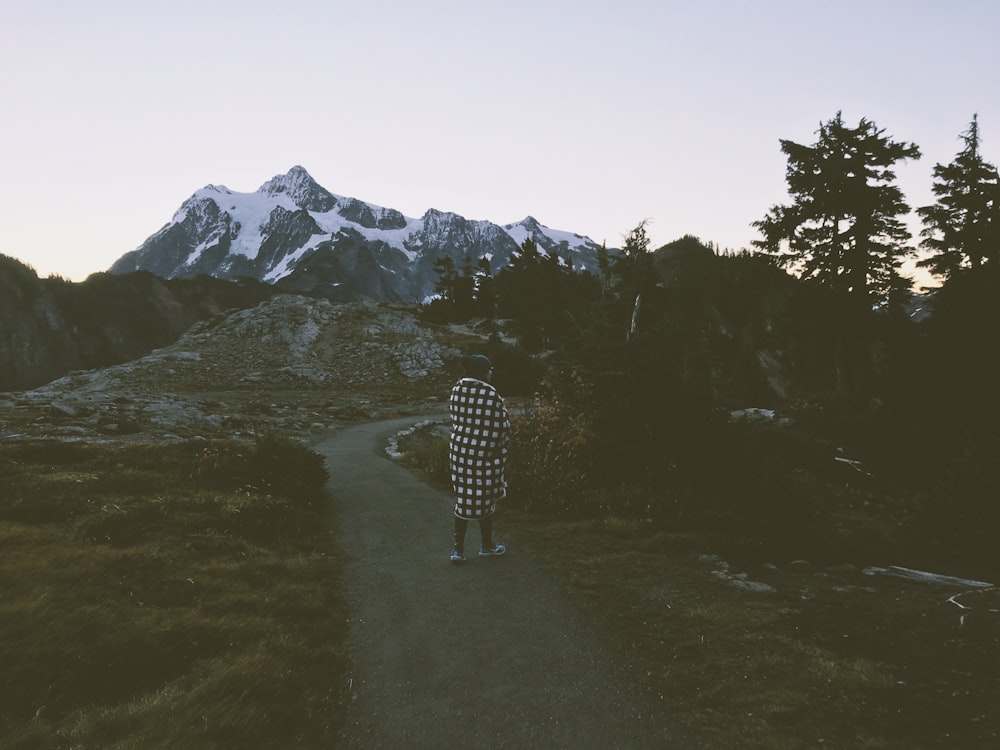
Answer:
[[508, 368, 597, 513], [403, 435, 450, 483]]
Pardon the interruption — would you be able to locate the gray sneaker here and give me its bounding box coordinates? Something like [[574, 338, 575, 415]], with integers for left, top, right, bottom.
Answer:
[[479, 543, 506, 557], [450, 548, 467, 563]]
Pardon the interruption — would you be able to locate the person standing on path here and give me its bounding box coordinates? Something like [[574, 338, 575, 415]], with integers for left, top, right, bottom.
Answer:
[[449, 354, 509, 562]]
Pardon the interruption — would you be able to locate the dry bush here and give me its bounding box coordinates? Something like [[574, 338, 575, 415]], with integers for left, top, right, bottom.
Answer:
[[508, 368, 597, 514]]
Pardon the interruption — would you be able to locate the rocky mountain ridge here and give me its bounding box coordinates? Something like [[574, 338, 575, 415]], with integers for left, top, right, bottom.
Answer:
[[110, 166, 608, 302]]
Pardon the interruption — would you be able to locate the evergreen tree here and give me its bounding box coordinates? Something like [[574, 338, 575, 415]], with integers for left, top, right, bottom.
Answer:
[[496, 238, 548, 348], [917, 114, 1000, 278], [612, 221, 654, 339], [423, 256, 459, 322], [460, 253, 475, 280], [432, 256, 457, 301], [495, 237, 601, 351], [474, 256, 496, 318], [596, 242, 612, 297], [752, 112, 921, 307], [508, 236, 542, 272], [454, 254, 476, 319]]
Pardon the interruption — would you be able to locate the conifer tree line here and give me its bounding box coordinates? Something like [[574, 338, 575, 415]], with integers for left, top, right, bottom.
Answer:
[[431, 112, 998, 323], [424, 111, 999, 571], [753, 112, 999, 307]]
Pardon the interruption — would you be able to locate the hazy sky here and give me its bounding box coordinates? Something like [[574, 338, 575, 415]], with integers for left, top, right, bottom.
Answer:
[[2, 0, 998, 283]]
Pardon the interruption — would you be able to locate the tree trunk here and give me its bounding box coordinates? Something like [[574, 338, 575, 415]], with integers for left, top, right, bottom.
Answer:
[[627, 293, 642, 341]]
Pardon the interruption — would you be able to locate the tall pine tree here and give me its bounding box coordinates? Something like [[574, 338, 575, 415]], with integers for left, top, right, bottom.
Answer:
[[432, 256, 457, 301], [752, 112, 921, 307], [917, 114, 1000, 278], [612, 221, 654, 340], [474, 256, 496, 318]]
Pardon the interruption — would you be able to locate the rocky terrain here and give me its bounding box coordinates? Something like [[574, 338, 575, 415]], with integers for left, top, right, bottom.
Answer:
[[0, 295, 481, 445]]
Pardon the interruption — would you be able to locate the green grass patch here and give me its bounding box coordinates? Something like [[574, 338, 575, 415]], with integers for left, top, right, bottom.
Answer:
[[0, 436, 346, 749]]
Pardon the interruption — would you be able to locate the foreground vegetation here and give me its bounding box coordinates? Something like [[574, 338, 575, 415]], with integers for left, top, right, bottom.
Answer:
[[0, 437, 346, 749], [409, 168, 1000, 746], [423, 110, 1000, 586], [526, 519, 1000, 750], [400, 426, 1000, 749]]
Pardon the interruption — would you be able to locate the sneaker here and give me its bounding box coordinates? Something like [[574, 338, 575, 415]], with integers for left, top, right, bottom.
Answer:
[[479, 543, 506, 557], [450, 548, 466, 563]]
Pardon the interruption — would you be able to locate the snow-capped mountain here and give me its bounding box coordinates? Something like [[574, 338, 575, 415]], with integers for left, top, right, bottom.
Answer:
[[110, 166, 607, 302]]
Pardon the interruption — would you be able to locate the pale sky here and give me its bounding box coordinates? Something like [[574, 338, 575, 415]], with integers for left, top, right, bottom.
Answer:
[[2, 0, 997, 284]]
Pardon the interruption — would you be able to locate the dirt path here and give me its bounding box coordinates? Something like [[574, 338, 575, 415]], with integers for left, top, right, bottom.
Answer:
[[314, 416, 689, 749]]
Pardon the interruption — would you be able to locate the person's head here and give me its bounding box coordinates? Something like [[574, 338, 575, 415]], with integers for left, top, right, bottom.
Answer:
[[461, 354, 493, 381]]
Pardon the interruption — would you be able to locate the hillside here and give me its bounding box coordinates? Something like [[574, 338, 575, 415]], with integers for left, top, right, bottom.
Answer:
[[0, 254, 275, 392], [0, 293, 483, 444]]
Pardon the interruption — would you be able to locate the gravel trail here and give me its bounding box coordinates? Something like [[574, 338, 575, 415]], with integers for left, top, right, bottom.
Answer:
[[314, 416, 688, 749]]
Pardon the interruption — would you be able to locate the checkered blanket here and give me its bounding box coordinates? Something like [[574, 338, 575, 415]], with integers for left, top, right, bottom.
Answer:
[[449, 377, 510, 519]]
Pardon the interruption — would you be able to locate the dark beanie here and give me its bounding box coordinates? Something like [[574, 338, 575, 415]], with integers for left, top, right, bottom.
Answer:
[[461, 354, 492, 379]]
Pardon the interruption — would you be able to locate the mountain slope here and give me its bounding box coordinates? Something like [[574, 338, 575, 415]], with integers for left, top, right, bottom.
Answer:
[[110, 166, 607, 301], [0, 254, 274, 391]]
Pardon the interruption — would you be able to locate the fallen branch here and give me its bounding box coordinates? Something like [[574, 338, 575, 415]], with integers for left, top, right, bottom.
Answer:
[[834, 455, 870, 475], [947, 593, 973, 626], [863, 565, 994, 589]]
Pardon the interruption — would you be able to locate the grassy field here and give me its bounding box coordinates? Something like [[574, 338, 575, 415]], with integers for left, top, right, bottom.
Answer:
[[0, 437, 347, 750]]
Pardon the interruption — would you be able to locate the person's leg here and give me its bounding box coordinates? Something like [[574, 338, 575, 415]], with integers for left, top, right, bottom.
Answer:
[[479, 514, 493, 549], [478, 514, 505, 555], [453, 517, 468, 555]]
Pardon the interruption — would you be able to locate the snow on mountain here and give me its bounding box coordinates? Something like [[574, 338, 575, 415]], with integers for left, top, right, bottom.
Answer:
[[503, 216, 600, 266], [110, 166, 608, 302]]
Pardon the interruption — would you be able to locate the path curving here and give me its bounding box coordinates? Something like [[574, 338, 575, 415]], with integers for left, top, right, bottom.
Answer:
[[314, 416, 688, 749]]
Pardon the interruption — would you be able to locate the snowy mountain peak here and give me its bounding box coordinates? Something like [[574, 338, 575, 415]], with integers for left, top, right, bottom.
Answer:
[[201, 184, 234, 196], [258, 166, 337, 213], [503, 216, 595, 258], [422, 208, 460, 222], [110, 167, 609, 302]]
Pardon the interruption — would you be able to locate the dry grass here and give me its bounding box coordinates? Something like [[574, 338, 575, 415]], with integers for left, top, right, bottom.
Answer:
[[515, 518, 1000, 750], [0, 438, 347, 750], [8, 420, 998, 749]]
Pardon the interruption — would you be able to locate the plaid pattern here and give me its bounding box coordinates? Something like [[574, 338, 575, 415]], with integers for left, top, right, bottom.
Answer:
[[449, 377, 510, 519]]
